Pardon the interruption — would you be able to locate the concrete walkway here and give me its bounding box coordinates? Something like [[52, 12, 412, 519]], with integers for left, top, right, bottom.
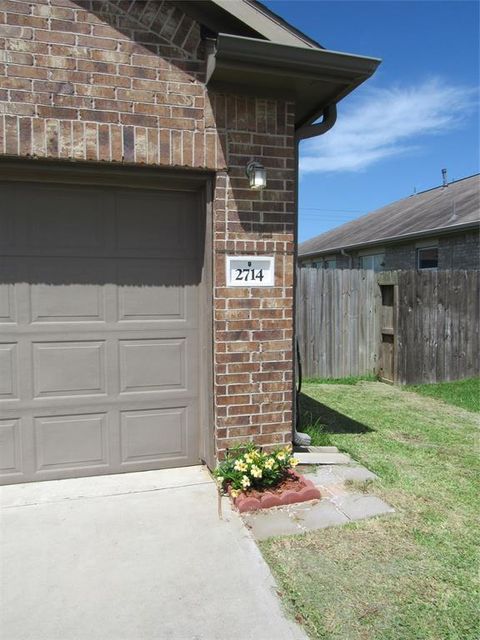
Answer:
[[242, 463, 394, 541], [0, 467, 306, 640]]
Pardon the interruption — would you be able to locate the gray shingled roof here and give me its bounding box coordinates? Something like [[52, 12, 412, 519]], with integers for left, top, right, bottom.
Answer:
[[299, 174, 480, 257]]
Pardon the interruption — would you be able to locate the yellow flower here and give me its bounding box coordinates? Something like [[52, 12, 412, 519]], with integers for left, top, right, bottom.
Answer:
[[230, 489, 240, 498], [244, 454, 253, 464], [264, 458, 275, 470], [290, 458, 299, 467], [234, 460, 247, 472], [276, 452, 286, 461], [251, 465, 262, 478], [241, 475, 251, 489]]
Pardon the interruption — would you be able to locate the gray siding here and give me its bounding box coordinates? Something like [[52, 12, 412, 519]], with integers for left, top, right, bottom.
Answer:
[[383, 243, 416, 270], [439, 231, 480, 269], [299, 230, 480, 271]]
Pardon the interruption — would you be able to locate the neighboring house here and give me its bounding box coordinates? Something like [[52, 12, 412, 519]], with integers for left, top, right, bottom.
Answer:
[[0, 0, 379, 485], [299, 174, 480, 271]]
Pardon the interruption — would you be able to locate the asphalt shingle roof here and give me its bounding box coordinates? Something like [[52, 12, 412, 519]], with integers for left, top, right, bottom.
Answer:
[[299, 174, 480, 257]]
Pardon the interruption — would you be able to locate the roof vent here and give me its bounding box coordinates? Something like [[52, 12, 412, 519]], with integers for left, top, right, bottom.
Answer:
[[442, 168, 448, 187]]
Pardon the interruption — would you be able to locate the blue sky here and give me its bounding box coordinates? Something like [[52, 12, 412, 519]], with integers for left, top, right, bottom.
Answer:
[[263, 0, 479, 242]]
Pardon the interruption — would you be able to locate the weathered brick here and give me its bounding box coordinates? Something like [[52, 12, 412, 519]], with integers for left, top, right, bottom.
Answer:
[[52, 94, 91, 109], [118, 64, 156, 79], [120, 113, 157, 128], [0, 1, 31, 15], [95, 97, 132, 113], [2, 50, 32, 65], [0, 102, 35, 116], [37, 105, 77, 120], [32, 117, 45, 156], [50, 19, 91, 34], [134, 102, 170, 117], [34, 53, 76, 69], [0, 24, 32, 38], [77, 34, 118, 50], [90, 48, 130, 63], [0, 76, 31, 90], [80, 109, 118, 124], [59, 120, 72, 157], [33, 80, 75, 95], [76, 84, 115, 99], [117, 88, 155, 103], [32, 4, 75, 20], [7, 64, 48, 79], [34, 29, 75, 44], [91, 73, 130, 88]]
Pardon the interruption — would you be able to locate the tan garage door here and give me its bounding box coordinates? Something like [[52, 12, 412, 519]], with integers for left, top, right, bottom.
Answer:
[[0, 181, 202, 484]]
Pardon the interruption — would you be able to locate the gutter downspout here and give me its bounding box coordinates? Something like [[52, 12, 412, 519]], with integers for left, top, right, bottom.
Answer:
[[292, 105, 337, 448], [296, 104, 337, 139], [341, 248, 353, 268]]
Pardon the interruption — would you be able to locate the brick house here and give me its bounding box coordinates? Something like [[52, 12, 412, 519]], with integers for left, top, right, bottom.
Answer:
[[299, 173, 480, 271], [0, 0, 379, 485]]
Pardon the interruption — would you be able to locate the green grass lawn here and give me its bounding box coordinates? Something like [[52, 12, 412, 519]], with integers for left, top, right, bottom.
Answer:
[[405, 377, 480, 413], [261, 381, 480, 640]]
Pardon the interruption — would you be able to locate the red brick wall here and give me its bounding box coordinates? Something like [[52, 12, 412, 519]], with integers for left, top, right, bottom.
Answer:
[[0, 0, 296, 459]]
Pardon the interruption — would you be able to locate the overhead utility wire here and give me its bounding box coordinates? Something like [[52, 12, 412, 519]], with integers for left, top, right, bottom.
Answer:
[[299, 207, 365, 212]]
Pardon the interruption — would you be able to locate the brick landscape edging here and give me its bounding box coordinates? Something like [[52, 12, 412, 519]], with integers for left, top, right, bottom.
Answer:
[[233, 473, 321, 513]]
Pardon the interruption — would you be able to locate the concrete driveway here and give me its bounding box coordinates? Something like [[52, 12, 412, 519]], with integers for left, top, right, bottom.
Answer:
[[0, 466, 305, 640]]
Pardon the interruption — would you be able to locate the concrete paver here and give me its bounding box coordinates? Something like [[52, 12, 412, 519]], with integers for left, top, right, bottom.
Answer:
[[242, 506, 304, 540], [294, 446, 339, 453], [321, 483, 350, 498], [289, 500, 349, 530], [331, 464, 378, 483], [299, 465, 339, 486], [0, 467, 306, 640], [295, 452, 351, 465], [332, 493, 395, 521]]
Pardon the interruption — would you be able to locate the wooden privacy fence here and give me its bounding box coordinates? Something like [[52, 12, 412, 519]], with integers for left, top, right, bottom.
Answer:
[[296, 269, 479, 384], [296, 269, 380, 379]]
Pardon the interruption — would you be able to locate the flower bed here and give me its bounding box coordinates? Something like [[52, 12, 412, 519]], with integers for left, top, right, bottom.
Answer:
[[214, 443, 321, 513]]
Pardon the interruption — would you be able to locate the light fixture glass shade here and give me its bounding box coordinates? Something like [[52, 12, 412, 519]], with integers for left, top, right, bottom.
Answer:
[[246, 161, 267, 190]]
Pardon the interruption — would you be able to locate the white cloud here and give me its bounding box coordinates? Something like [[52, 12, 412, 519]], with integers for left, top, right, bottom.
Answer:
[[300, 79, 477, 174]]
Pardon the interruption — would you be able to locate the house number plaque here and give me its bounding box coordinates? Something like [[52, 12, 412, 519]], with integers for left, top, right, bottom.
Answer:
[[226, 256, 275, 287]]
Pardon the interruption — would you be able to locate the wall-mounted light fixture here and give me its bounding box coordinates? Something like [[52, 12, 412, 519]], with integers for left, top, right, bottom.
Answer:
[[246, 161, 267, 190]]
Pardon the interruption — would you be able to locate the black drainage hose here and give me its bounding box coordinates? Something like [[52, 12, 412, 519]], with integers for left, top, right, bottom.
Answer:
[[293, 337, 311, 447]]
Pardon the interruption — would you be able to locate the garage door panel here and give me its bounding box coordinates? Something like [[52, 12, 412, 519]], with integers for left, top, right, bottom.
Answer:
[[0, 182, 202, 485], [32, 341, 106, 399], [119, 338, 186, 394], [0, 284, 15, 323], [0, 259, 18, 324], [33, 412, 109, 472], [0, 418, 22, 476], [23, 186, 111, 252], [29, 259, 108, 323], [116, 259, 193, 322], [0, 343, 18, 399], [120, 406, 187, 465], [26, 209, 108, 251], [115, 191, 195, 256], [0, 209, 14, 248]]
